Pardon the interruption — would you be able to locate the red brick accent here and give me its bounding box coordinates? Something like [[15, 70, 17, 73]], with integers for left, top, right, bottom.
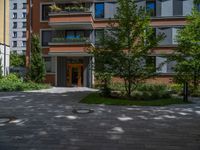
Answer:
[[44, 74, 55, 86]]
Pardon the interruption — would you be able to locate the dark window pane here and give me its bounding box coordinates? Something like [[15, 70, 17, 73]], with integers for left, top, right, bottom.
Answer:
[[146, 1, 156, 17], [42, 4, 51, 21], [95, 3, 105, 18], [95, 29, 104, 44], [42, 31, 52, 46]]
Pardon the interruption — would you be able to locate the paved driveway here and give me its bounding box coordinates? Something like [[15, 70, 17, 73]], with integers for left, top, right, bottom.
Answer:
[[0, 88, 200, 150]]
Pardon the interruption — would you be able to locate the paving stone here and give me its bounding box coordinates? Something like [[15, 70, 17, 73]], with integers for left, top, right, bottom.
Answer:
[[0, 90, 199, 150]]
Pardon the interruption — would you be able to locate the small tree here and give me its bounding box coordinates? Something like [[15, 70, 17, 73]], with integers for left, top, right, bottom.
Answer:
[[10, 52, 25, 67], [171, 9, 200, 92], [28, 34, 45, 83], [89, 0, 164, 98]]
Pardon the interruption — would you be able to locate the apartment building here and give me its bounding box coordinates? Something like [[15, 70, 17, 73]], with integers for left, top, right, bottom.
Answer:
[[26, 0, 195, 87], [10, 0, 27, 54], [0, 0, 10, 75]]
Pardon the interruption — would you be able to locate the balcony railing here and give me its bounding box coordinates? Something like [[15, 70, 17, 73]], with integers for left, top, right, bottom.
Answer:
[[50, 37, 91, 45], [49, 5, 91, 15]]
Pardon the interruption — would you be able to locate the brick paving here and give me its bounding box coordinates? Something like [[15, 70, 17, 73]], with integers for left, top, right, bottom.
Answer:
[[0, 90, 200, 150]]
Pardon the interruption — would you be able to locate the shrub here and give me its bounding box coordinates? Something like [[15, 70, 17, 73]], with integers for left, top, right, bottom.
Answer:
[[168, 84, 183, 94], [110, 83, 171, 100], [0, 73, 50, 92]]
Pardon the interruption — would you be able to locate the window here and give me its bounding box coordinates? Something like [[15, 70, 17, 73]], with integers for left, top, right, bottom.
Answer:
[[156, 57, 176, 74], [65, 30, 90, 39], [13, 13, 17, 19], [22, 41, 26, 47], [104, 2, 117, 18], [146, 56, 156, 72], [22, 31, 26, 38], [95, 29, 104, 44], [196, 3, 200, 12], [42, 4, 51, 21], [13, 3, 17, 9], [22, 3, 27, 9], [22, 22, 27, 28], [13, 22, 17, 28], [13, 32, 17, 38], [146, 1, 156, 17], [13, 41, 17, 47], [22, 12, 27, 19], [44, 57, 52, 73], [95, 3, 105, 18], [42, 30, 52, 46]]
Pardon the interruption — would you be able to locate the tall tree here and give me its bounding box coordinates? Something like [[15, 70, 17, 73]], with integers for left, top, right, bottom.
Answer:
[[90, 0, 164, 98], [28, 34, 45, 83], [171, 9, 200, 91]]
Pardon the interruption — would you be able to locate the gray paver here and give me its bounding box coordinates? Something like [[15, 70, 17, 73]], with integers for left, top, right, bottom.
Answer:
[[0, 88, 199, 150]]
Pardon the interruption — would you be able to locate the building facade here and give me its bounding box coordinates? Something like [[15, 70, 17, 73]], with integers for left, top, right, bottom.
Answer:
[[0, 0, 10, 75], [26, 0, 195, 87], [10, 0, 27, 55]]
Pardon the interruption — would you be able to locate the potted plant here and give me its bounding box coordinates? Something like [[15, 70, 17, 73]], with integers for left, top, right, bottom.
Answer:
[[49, 4, 62, 13]]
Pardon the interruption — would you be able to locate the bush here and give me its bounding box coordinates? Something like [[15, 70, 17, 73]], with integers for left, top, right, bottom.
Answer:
[[0, 74, 50, 92], [110, 83, 171, 100], [168, 84, 183, 94]]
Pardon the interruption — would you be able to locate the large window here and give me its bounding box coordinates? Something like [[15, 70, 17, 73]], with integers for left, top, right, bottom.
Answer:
[[13, 22, 17, 28], [44, 57, 52, 73], [95, 29, 104, 44], [13, 41, 17, 47], [44, 57, 55, 73], [146, 1, 156, 17], [22, 3, 27, 9], [22, 12, 27, 19], [65, 30, 90, 39], [156, 57, 176, 74], [22, 41, 26, 47], [22, 31, 26, 38], [41, 30, 52, 47], [13, 3, 17, 10], [13, 13, 17, 19], [196, 3, 200, 12], [13, 32, 17, 38], [95, 3, 105, 18], [42, 4, 51, 21], [22, 22, 27, 28]]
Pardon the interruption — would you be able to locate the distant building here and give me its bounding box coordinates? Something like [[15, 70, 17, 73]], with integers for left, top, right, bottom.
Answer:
[[10, 0, 27, 55], [0, 0, 10, 75]]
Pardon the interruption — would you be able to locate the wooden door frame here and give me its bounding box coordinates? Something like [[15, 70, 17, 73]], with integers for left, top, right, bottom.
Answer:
[[67, 64, 83, 87]]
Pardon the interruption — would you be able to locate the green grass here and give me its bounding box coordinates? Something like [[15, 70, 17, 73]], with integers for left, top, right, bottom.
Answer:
[[80, 93, 191, 106]]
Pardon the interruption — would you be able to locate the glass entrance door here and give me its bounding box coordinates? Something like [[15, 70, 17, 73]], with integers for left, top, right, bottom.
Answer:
[[67, 64, 83, 87]]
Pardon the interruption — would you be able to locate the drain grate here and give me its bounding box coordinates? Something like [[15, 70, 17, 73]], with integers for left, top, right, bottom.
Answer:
[[72, 108, 94, 114], [0, 117, 17, 124]]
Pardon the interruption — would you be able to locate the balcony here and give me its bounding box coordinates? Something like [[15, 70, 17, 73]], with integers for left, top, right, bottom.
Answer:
[[48, 5, 94, 29], [49, 37, 93, 54]]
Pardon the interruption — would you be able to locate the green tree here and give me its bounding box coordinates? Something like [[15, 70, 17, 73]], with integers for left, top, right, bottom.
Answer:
[[0, 57, 3, 78], [28, 34, 45, 83], [10, 52, 25, 67], [171, 9, 200, 91], [90, 0, 164, 98]]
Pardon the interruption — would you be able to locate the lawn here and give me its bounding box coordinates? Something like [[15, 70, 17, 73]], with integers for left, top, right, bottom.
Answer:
[[80, 93, 191, 106]]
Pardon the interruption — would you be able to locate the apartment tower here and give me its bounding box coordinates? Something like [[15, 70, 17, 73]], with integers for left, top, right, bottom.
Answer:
[[10, 0, 27, 54], [0, 0, 10, 75], [26, 0, 195, 87]]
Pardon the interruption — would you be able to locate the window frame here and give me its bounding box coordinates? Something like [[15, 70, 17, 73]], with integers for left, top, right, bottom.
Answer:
[[40, 3, 53, 22], [95, 3, 105, 19], [146, 0, 156, 17]]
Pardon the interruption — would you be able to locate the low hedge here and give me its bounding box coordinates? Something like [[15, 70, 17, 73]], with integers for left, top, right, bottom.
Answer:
[[0, 74, 50, 92]]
